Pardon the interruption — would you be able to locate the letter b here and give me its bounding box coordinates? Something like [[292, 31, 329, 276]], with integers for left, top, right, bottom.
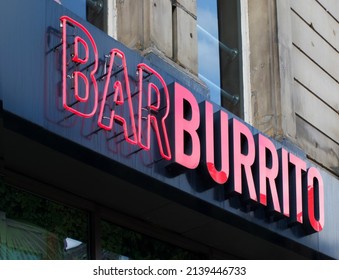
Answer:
[[60, 16, 99, 118], [172, 83, 200, 169]]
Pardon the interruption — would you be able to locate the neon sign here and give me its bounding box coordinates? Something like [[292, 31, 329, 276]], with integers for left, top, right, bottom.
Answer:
[[59, 16, 324, 233]]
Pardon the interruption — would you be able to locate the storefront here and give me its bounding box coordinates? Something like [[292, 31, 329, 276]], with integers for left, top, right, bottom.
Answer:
[[0, 0, 338, 259]]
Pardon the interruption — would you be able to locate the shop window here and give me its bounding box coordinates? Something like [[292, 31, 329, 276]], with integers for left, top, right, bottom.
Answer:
[[0, 181, 89, 260], [101, 220, 200, 260], [197, 0, 243, 118]]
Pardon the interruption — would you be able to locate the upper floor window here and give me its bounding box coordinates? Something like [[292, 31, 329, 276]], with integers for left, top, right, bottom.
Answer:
[[56, 0, 105, 31], [197, 0, 243, 118], [57, 0, 244, 118]]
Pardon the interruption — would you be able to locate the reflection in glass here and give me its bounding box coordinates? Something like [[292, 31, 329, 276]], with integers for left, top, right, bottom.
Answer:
[[101, 220, 201, 260], [197, 0, 242, 117], [197, 0, 221, 105], [56, 0, 105, 31], [0, 181, 88, 260]]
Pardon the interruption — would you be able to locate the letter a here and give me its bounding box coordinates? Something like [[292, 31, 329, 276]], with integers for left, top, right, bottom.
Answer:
[[97, 49, 137, 145]]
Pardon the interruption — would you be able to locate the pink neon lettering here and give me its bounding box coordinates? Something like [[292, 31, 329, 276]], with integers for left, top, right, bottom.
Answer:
[[173, 83, 200, 169], [56, 15, 326, 232], [232, 119, 257, 201], [289, 153, 307, 224], [73, 36, 89, 64], [204, 101, 229, 184], [137, 63, 171, 160], [60, 16, 98, 118], [97, 49, 137, 145], [306, 167, 325, 232], [279, 148, 290, 217], [257, 134, 281, 213]]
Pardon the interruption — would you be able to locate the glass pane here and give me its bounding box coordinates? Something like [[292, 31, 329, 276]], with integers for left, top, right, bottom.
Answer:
[[218, 0, 242, 117], [101, 220, 201, 260], [197, 0, 242, 117], [86, 0, 105, 31], [0, 181, 88, 260], [197, 0, 221, 105], [55, 0, 104, 31]]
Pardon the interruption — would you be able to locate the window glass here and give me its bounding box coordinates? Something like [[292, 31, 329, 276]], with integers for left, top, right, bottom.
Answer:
[[218, 0, 242, 118], [0, 181, 88, 260], [58, 0, 243, 117], [197, 0, 221, 105], [101, 220, 201, 260], [197, 0, 242, 117], [56, 0, 105, 31]]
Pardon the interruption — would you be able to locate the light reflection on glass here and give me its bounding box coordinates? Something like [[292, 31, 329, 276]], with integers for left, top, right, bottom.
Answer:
[[197, 0, 221, 105]]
